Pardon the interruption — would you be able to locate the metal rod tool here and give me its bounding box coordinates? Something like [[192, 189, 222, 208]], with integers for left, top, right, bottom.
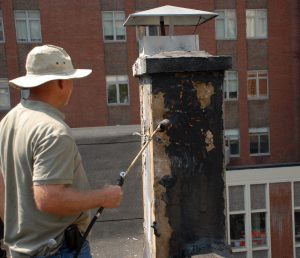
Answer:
[[74, 119, 170, 257]]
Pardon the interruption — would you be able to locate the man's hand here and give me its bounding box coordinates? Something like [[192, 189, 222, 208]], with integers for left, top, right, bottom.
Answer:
[[100, 185, 123, 208], [33, 184, 123, 217]]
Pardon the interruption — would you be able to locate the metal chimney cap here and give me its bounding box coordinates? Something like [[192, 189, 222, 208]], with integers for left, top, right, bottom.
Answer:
[[123, 5, 218, 26]]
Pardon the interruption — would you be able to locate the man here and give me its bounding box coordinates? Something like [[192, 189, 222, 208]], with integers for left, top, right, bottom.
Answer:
[[0, 45, 123, 257]]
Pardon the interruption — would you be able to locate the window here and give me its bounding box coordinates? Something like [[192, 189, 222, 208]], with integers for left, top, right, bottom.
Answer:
[[228, 185, 246, 250], [247, 71, 268, 99], [246, 9, 268, 39], [106, 75, 129, 105], [0, 11, 4, 42], [215, 10, 237, 40], [0, 79, 10, 110], [250, 184, 267, 250], [225, 129, 240, 157], [21, 89, 30, 100], [136, 25, 160, 41], [14, 10, 41, 42], [228, 184, 269, 257], [249, 128, 270, 155], [103, 11, 126, 41], [224, 71, 238, 100]]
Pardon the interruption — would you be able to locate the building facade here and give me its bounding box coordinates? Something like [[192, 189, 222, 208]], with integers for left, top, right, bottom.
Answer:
[[0, 0, 299, 168], [0, 1, 300, 257]]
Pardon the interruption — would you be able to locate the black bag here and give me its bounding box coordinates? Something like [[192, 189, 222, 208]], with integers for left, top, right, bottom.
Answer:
[[64, 224, 83, 251]]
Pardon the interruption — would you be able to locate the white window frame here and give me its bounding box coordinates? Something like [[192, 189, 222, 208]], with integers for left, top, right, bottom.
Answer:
[[14, 10, 42, 43], [225, 129, 240, 157], [224, 70, 238, 100], [0, 78, 10, 110], [102, 11, 126, 42], [249, 128, 270, 156], [227, 182, 271, 257], [247, 70, 268, 99], [246, 9, 268, 39], [106, 75, 130, 106], [215, 9, 237, 40], [0, 11, 5, 42]]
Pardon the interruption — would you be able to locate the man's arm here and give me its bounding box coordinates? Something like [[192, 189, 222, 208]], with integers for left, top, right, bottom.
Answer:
[[0, 172, 4, 220], [33, 184, 122, 217]]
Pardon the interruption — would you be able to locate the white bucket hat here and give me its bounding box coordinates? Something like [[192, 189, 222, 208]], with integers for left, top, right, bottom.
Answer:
[[9, 44, 92, 88]]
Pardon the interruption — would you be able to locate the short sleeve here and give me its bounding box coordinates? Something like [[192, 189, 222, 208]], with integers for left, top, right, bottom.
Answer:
[[33, 134, 76, 185]]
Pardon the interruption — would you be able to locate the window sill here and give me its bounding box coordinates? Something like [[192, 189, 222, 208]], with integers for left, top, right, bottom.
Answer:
[[104, 40, 126, 43], [216, 38, 237, 41], [246, 37, 268, 40], [248, 97, 269, 101], [17, 41, 42, 44], [107, 103, 130, 106], [250, 153, 271, 157], [231, 247, 247, 253], [252, 245, 269, 251], [224, 98, 239, 102]]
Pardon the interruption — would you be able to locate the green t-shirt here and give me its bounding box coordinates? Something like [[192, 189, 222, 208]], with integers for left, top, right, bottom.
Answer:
[[0, 99, 91, 257]]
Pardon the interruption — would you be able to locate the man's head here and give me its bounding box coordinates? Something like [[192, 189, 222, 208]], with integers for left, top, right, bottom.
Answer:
[[9, 45, 92, 89]]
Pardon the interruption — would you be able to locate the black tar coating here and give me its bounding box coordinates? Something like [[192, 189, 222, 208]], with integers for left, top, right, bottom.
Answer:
[[152, 71, 230, 258]]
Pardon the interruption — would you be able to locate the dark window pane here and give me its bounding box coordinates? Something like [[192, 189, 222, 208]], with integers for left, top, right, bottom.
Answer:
[[250, 135, 259, 154], [230, 140, 239, 155], [116, 35, 125, 40], [148, 25, 159, 36], [294, 182, 300, 207], [230, 214, 246, 248], [119, 83, 128, 103], [259, 134, 269, 153], [107, 84, 117, 103], [295, 211, 300, 243], [251, 212, 266, 247], [229, 91, 238, 99]]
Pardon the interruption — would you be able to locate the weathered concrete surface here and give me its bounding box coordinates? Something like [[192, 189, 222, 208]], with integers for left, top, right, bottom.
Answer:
[[71, 125, 144, 257], [89, 219, 144, 258], [72, 125, 143, 221]]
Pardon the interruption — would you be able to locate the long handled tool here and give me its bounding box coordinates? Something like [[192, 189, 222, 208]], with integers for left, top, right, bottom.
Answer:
[[74, 119, 170, 258]]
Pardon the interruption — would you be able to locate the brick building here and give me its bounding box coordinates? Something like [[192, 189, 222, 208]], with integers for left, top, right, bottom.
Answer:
[[0, 0, 300, 257]]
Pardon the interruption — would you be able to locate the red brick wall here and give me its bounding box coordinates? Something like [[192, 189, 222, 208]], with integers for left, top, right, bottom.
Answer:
[[1, 0, 19, 112], [268, 0, 299, 163], [235, 0, 249, 166], [40, 0, 108, 127]]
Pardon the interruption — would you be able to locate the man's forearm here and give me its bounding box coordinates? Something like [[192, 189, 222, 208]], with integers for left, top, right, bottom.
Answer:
[[33, 184, 122, 217]]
